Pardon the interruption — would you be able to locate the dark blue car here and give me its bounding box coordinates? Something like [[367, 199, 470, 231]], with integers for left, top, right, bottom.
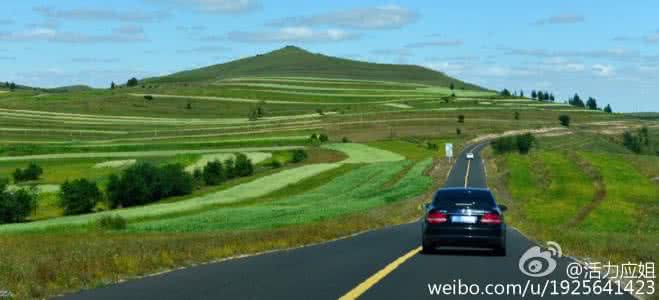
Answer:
[[421, 187, 507, 255]]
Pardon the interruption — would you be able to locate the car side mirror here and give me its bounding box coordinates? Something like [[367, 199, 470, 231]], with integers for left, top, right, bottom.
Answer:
[[498, 204, 508, 212]]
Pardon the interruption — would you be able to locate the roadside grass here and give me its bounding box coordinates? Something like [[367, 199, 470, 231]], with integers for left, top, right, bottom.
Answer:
[[577, 152, 657, 233], [485, 142, 658, 266]]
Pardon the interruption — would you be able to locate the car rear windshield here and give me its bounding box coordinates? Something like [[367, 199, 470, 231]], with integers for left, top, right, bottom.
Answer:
[[432, 189, 496, 210]]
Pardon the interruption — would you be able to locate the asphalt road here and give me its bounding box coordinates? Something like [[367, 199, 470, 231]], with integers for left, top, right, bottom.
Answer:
[[58, 143, 635, 300]]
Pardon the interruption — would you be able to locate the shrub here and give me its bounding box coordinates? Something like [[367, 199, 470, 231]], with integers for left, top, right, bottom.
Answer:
[[106, 162, 194, 208], [516, 133, 535, 154], [514, 111, 520, 120], [203, 160, 225, 185], [0, 180, 38, 224], [319, 134, 329, 143], [291, 149, 308, 163], [622, 131, 642, 154], [456, 128, 461, 135], [559, 115, 571, 127], [96, 215, 126, 230], [491, 134, 535, 154], [457, 115, 465, 123], [59, 179, 102, 215], [12, 162, 43, 183], [144, 95, 153, 101], [342, 136, 350, 143]]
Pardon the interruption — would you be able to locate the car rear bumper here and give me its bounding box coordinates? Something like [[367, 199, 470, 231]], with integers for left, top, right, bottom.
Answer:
[[422, 224, 506, 249], [423, 234, 504, 248]]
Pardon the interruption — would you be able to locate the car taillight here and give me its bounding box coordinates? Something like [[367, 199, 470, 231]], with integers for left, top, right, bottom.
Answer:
[[427, 211, 447, 224], [481, 213, 502, 224]]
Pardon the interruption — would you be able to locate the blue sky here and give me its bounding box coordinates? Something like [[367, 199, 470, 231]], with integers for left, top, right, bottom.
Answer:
[[1, 0, 657, 112]]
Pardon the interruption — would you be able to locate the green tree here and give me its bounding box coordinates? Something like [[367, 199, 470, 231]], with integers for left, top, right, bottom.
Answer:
[[234, 153, 254, 177], [58, 179, 102, 215], [0, 180, 38, 224], [126, 77, 138, 87], [9, 82, 16, 91], [500, 89, 511, 97], [319, 133, 329, 143], [603, 104, 613, 113], [110, 82, 116, 89], [531, 90, 537, 99], [586, 97, 598, 110], [203, 160, 225, 185], [514, 111, 520, 120], [450, 83, 455, 90], [457, 115, 465, 123], [559, 115, 571, 127], [291, 149, 308, 163], [12, 162, 43, 183], [516, 133, 535, 154]]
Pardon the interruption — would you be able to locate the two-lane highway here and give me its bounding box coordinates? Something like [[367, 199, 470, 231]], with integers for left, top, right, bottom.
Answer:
[[59, 143, 634, 300]]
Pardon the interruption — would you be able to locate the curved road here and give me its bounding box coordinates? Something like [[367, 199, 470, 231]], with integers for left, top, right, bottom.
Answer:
[[59, 143, 634, 300]]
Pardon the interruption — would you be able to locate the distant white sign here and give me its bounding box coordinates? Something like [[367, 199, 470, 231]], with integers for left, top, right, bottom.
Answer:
[[445, 143, 453, 158]]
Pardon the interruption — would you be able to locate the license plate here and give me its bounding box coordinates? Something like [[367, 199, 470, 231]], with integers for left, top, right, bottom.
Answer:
[[451, 215, 477, 224]]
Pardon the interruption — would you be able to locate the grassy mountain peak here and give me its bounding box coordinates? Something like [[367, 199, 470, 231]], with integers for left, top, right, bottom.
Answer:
[[144, 46, 484, 90]]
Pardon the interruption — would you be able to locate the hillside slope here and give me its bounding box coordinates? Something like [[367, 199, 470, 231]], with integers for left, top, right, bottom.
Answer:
[[144, 46, 484, 90]]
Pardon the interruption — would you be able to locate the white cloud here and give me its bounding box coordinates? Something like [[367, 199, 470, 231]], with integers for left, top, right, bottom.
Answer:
[[227, 27, 359, 43], [267, 5, 417, 29], [533, 14, 584, 26], [0, 27, 146, 43], [592, 64, 615, 77], [148, 0, 260, 14], [33, 6, 170, 22]]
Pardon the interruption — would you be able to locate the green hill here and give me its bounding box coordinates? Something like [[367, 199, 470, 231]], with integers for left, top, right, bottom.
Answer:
[[143, 46, 484, 90]]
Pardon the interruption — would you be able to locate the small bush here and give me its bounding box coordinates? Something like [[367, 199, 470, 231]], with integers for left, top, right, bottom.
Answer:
[[342, 137, 350, 143], [96, 215, 126, 230], [456, 128, 461, 135], [559, 115, 571, 127], [12, 162, 43, 183], [319, 134, 329, 143], [59, 178, 102, 215], [457, 115, 465, 123], [514, 111, 520, 120], [291, 149, 308, 163], [144, 95, 153, 101]]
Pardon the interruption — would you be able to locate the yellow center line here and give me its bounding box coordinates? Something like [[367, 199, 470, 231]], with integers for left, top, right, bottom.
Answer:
[[339, 246, 421, 300]]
